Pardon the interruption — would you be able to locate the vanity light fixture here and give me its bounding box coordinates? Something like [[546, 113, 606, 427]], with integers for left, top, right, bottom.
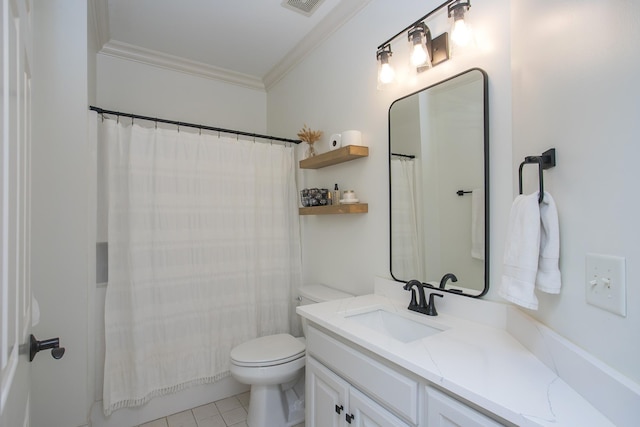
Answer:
[[376, 0, 473, 87], [376, 44, 396, 88], [448, 0, 473, 47]]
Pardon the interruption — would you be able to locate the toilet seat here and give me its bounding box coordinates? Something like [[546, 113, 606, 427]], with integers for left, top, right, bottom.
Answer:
[[230, 333, 305, 367]]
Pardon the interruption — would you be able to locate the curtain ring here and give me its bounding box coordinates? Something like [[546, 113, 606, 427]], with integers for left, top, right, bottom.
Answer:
[[117, 115, 120, 124], [199, 127, 202, 136], [131, 117, 134, 126], [100, 113, 104, 122], [155, 120, 158, 129], [218, 131, 220, 138]]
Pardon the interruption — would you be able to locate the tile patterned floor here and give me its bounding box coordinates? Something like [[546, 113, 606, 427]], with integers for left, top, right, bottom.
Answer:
[[137, 391, 304, 427]]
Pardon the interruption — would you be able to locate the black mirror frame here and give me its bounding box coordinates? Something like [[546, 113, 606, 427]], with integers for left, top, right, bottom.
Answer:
[[388, 68, 490, 298]]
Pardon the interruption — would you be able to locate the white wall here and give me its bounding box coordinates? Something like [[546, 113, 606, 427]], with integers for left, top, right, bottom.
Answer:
[[267, 0, 513, 298], [97, 55, 267, 133], [31, 1, 90, 426], [511, 0, 640, 383], [269, 0, 640, 385]]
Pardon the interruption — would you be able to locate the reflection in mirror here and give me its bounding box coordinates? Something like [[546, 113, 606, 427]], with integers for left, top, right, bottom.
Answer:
[[389, 68, 488, 297]]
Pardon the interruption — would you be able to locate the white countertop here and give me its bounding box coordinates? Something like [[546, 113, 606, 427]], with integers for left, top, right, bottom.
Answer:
[[297, 293, 615, 427]]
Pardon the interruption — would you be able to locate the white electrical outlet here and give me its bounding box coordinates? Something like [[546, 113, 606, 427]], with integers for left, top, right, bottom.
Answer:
[[585, 253, 626, 317]]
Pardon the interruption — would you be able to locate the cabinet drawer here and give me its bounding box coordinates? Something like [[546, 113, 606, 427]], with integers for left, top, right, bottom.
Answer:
[[307, 326, 419, 424], [427, 387, 505, 427]]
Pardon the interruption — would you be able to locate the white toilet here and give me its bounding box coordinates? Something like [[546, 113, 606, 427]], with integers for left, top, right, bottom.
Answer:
[[230, 284, 352, 427]]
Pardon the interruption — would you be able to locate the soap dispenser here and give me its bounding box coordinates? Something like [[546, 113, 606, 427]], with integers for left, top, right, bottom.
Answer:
[[333, 184, 340, 205]]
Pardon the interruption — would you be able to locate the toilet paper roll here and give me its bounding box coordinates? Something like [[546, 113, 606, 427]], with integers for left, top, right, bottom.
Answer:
[[341, 130, 363, 147], [329, 133, 342, 150]]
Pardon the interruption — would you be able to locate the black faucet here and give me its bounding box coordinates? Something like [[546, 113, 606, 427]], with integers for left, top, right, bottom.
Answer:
[[439, 273, 458, 290], [403, 280, 443, 316], [424, 293, 443, 316]]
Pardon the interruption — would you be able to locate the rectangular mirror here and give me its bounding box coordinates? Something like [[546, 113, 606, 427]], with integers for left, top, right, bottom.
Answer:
[[389, 68, 489, 297]]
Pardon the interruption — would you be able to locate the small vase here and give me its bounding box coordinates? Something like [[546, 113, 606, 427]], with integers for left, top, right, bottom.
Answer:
[[305, 142, 316, 158]]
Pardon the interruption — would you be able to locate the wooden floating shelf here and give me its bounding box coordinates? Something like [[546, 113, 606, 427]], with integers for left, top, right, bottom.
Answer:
[[299, 203, 368, 215], [299, 145, 369, 169]]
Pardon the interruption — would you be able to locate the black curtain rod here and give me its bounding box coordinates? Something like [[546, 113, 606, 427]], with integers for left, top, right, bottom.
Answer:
[[89, 106, 302, 144]]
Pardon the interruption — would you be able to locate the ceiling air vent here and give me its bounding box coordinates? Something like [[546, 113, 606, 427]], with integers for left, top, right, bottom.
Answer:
[[281, 0, 326, 17]]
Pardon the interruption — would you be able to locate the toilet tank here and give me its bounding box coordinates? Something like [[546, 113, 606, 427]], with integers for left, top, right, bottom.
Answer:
[[299, 284, 352, 306], [298, 285, 352, 337]]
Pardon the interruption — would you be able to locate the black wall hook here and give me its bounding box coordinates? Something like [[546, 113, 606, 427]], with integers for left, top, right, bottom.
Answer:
[[30, 334, 65, 362], [518, 148, 556, 203]]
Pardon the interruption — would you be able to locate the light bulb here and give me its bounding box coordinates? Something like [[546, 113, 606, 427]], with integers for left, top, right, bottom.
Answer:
[[407, 23, 431, 69], [379, 62, 395, 84], [411, 43, 429, 67], [376, 45, 395, 87], [448, 1, 474, 48], [452, 18, 472, 47]]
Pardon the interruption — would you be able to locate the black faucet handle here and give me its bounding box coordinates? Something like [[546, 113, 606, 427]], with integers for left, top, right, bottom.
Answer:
[[426, 293, 444, 316]]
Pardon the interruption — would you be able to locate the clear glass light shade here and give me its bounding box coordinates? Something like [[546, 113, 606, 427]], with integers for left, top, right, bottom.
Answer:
[[449, 2, 474, 48], [377, 48, 395, 88], [451, 17, 472, 46], [408, 25, 431, 69]]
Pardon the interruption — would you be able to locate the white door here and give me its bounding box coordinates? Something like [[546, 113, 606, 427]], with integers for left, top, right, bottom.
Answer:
[[1, 0, 33, 426]]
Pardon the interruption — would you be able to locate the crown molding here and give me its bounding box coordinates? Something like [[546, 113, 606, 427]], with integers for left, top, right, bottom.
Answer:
[[91, 0, 371, 92], [99, 40, 266, 91], [263, 0, 372, 90]]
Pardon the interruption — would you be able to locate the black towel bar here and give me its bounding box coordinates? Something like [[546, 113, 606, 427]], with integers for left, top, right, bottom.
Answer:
[[518, 148, 556, 203]]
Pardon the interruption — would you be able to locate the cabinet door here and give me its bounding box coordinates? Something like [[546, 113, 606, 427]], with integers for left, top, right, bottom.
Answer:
[[307, 357, 349, 427], [427, 387, 504, 427], [348, 387, 411, 427]]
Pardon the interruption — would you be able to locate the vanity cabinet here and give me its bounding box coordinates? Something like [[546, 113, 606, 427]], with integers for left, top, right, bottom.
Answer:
[[307, 356, 410, 427], [306, 326, 420, 426], [305, 325, 509, 427]]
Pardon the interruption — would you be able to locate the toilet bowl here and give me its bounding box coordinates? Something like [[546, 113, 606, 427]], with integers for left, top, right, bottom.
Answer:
[[229, 285, 352, 427]]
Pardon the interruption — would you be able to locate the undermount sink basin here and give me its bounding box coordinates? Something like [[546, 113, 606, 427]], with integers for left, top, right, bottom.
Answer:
[[345, 309, 445, 343]]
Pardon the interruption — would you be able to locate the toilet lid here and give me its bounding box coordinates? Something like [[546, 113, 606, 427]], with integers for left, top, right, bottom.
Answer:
[[230, 334, 305, 367]]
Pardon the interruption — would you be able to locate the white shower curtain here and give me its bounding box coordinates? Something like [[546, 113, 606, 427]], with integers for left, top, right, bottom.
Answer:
[[102, 119, 302, 415], [390, 158, 423, 279]]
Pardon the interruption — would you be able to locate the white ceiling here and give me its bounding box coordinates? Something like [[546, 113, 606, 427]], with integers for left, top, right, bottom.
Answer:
[[92, 0, 371, 90]]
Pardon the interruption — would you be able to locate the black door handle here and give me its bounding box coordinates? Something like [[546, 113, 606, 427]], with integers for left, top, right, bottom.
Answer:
[[29, 334, 65, 362]]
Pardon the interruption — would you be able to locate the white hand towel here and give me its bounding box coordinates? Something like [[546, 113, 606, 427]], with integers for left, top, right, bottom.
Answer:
[[471, 188, 485, 260], [499, 193, 541, 310], [536, 191, 561, 293]]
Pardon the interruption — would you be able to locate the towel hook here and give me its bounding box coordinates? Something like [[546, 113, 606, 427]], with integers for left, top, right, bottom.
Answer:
[[518, 148, 556, 203]]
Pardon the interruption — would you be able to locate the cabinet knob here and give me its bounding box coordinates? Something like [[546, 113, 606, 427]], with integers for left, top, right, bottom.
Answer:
[[346, 413, 355, 423], [335, 404, 344, 414]]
